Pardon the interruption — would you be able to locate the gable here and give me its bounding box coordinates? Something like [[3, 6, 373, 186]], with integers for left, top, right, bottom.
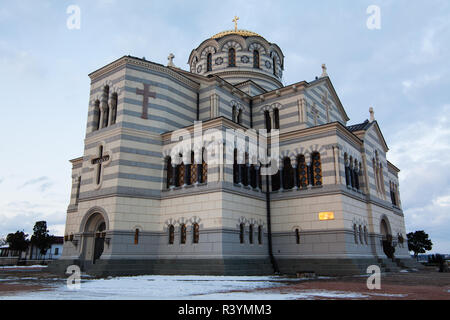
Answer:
[[363, 121, 389, 153], [304, 80, 349, 125]]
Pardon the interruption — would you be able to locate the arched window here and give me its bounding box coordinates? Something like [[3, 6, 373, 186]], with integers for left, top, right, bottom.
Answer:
[[111, 93, 118, 125], [232, 105, 236, 122], [239, 223, 245, 244], [311, 152, 322, 186], [180, 224, 186, 244], [344, 154, 351, 187], [250, 165, 257, 189], [273, 108, 280, 129], [228, 48, 236, 67], [233, 149, 239, 184], [272, 57, 276, 76], [237, 109, 242, 124], [189, 151, 196, 185], [206, 53, 212, 72], [102, 86, 110, 128], [242, 153, 249, 186], [283, 157, 294, 189], [258, 225, 262, 244], [166, 156, 173, 189], [249, 224, 253, 244], [271, 170, 280, 191], [177, 153, 185, 187], [134, 229, 139, 245], [364, 226, 369, 245], [264, 111, 272, 133], [94, 100, 101, 131], [295, 229, 300, 244], [168, 225, 174, 244], [193, 223, 199, 244], [359, 225, 364, 244], [253, 50, 260, 68], [297, 155, 308, 188], [354, 161, 360, 190], [354, 224, 358, 244], [200, 147, 208, 183]]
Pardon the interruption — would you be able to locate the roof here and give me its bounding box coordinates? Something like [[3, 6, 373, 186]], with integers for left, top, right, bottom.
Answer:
[[52, 236, 64, 244], [347, 119, 372, 132], [211, 29, 263, 39]]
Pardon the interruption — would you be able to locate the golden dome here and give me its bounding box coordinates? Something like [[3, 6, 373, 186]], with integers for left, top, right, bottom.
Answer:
[[211, 29, 262, 39]]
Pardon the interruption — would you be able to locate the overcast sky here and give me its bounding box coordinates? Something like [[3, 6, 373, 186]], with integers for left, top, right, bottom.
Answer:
[[0, 0, 449, 253]]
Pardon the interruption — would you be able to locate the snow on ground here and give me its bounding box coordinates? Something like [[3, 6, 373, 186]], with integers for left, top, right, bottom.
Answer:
[[1, 275, 293, 300], [0, 265, 48, 269]]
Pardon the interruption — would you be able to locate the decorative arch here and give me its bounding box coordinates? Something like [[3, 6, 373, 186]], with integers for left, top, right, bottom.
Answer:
[[79, 206, 110, 233], [247, 38, 269, 55], [218, 36, 245, 52]]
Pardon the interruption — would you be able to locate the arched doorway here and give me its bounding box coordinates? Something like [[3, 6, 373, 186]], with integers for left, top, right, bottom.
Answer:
[[93, 222, 106, 263], [380, 218, 395, 259], [81, 210, 108, 264]]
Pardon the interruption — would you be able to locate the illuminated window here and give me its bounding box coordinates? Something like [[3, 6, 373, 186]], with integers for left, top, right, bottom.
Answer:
[[134, 229, 139, 245], [193, 223, 199, 244]]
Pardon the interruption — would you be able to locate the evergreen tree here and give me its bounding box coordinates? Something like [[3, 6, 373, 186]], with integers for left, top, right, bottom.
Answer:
[[6, 231, 29, 259], [407, 230, 433, 260], [31, 221, 54, 259]]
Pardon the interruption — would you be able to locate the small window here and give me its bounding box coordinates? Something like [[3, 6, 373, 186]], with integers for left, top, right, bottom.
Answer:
[[207, 53, 212, 72], [228, 48, 236, 67], [180, 224, 186, 244], [168, 225, 174, 245], [134, 229, 139, 245], [54, 248, 59, 255], [253, 50, 260, 68], [249, 224, 253, 244], [239, 223, 245, 244], [193, 223, 199, 244], [272, 57, 276, 76], [258, 226, 262, 244], [295, 229, 300, 244], [354, 224, 358, 244], [359, 225, 364, 244]]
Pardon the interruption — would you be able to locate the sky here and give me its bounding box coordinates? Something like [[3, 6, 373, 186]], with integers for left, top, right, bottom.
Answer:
[[0, 0, 449, 253]]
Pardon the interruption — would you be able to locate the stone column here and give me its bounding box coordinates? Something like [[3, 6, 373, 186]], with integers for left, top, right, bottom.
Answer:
[[255, 165, 260, 190], [279, 162, 284, 192], [171, 165, 177, 188], [333, 146, 341, 185], [291, 157, 298, 189], [270, 110, 276, 131]]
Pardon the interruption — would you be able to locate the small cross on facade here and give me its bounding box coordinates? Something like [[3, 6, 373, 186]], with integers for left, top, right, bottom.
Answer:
[[91, 145, 110, 185], [136, 83, 157, 119]]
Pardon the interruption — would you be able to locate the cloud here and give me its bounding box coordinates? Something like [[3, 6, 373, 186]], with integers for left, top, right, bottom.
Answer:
[[389, 104, 450, 252], [401, 73, 443, 93]]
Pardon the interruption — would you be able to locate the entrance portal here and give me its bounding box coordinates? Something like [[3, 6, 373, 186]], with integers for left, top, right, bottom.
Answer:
[[380, 218, 395, 259], [93, 222, 106, 263]]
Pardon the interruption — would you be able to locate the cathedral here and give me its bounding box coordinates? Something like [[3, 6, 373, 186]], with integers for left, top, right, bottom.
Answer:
[[50, 20, 420, 277]]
